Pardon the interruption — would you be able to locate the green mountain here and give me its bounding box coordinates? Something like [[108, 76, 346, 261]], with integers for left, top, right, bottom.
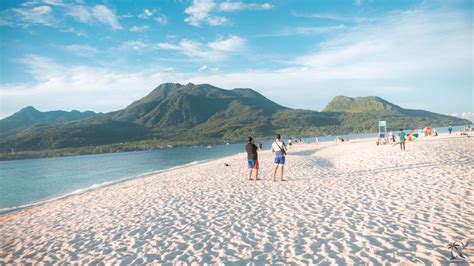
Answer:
[[0, 106, 98, 136], [0, 83, 469, 160], [324, 95, 455, 117], [323, 96, 402, 113], [108, 83, 286, 134], [323, 95, 464, 131]]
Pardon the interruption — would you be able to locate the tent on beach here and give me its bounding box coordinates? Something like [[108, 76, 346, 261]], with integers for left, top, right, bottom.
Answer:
[[423, 127, 432, 137], [408, 130, 419, 141]]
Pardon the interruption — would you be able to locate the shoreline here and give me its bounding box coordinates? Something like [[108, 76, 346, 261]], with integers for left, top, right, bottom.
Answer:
[[0, 134, 373, 216], [1, 133, 469, 217], [0, 158, 212, 216], [1, 133, 472, 264]]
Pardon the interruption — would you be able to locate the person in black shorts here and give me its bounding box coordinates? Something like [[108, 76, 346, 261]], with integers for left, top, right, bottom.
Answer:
[[245, 136, 260, 181]]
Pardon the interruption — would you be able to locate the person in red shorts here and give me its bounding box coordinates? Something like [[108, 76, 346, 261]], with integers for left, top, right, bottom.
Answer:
[[246, 136, 260, 181]]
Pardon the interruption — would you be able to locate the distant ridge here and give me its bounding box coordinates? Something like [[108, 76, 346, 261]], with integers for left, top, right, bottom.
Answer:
[[0, 106, 98, 136], [323, 96, 401, 113], [0, 83, 469, 160], [323, 95, 459, 120]]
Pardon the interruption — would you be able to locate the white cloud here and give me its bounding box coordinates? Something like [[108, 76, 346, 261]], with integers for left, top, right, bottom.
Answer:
[[138, 8, 167, 25], [157, 35, 246, 60], [0, 2, 122, 31], [206, 16, 228, 26], [92, 5, 121, 30], [120, 41, 150, 51], [283, 8, 472, 85], [138, 8, 154, 19], [164, 39, 211, 58], [154, 15, 168, 25], [184, 0, 271, 26], [42, 0, 66, 7], [261, 3, 273, 10], [155, 42, 180, 50], [65, 5, 93, 23], [207, 35, 245, 52], [59, 26, 86, 37], [0, 55, 188, 117], [68, 4, 121, 30], [0, 5, 56, 28], [450, 112, 474, 123], [184, 0, 226, 26], [198, 65, 208, 71], [64, 44, 99, 56], [18, 5, 54, 25], [130, 25, 149, 32], [184, 7, 472, 112], [216, 2, 243, 12], [1, 6, 472, 117], [272, 25, 346, 37], [22, 1, 40, 7], [292, 11, 375, 23], [218, 1, 273, 12]]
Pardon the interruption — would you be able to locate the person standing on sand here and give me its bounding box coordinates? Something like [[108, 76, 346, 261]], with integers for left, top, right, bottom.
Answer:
[[246, 136, 260, 181], [398, 129, 406, 151], [448, 125, 453, 135], [271, 134, 287, 181]]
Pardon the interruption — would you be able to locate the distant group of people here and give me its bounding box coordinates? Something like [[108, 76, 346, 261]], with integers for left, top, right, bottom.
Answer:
[[288, 137, 305, 149], [393, 125, 471, 151], [460, 125, 472, 137], [335, 136, 349, 142], [245, 134, 288, 182]]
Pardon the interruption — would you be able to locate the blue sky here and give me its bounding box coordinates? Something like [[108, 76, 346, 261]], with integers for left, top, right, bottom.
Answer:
[[0, 0, 472, 120]]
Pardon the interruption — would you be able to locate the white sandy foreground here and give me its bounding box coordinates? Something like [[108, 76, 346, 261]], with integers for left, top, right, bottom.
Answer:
[[1, 134, 473, 264]]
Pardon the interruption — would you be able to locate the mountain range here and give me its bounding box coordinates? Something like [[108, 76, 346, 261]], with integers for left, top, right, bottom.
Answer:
[[0, 107, 98, 136], [0, 83, 469, 160]]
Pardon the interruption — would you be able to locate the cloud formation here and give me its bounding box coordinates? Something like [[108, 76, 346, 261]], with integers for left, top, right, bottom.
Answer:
[[0, 5, 56, 28], [64, 44, 99, 57], [91, 5, 121, 30], [218, 1, 273, 12], [0, 55, 182, 117], [138, 8, 154, 19], [450, 112, 474, 123], [0, 1, 122, 31], [0, 4, 472, 118], [138, 8, 167, 25], [157, 35, 246, 60], [129, 25, 149, 32], [184, 0, 272, 26]]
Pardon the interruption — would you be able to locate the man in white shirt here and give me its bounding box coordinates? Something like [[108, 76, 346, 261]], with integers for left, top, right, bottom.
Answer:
[[271, 134, 288, 181]]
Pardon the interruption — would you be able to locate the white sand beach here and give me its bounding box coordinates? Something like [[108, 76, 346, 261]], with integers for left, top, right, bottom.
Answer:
[[1, 134, 473, 264]]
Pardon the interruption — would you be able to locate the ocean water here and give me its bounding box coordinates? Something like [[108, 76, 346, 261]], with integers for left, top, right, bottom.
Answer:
[[0, 125, 467, 214]]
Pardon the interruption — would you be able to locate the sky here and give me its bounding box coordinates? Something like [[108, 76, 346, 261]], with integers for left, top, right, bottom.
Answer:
[[0, 0, 472, 120]]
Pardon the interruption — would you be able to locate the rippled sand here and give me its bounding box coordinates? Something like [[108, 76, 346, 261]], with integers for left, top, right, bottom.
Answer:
[[1, 134, 473, 264]]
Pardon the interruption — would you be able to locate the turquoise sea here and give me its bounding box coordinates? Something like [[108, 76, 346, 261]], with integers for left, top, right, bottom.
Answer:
[[0, 126, 466, 214]]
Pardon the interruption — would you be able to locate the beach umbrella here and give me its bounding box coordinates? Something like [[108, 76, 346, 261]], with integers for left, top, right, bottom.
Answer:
[[423, 127, 432, 137], [408, 130, 418, 141]]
